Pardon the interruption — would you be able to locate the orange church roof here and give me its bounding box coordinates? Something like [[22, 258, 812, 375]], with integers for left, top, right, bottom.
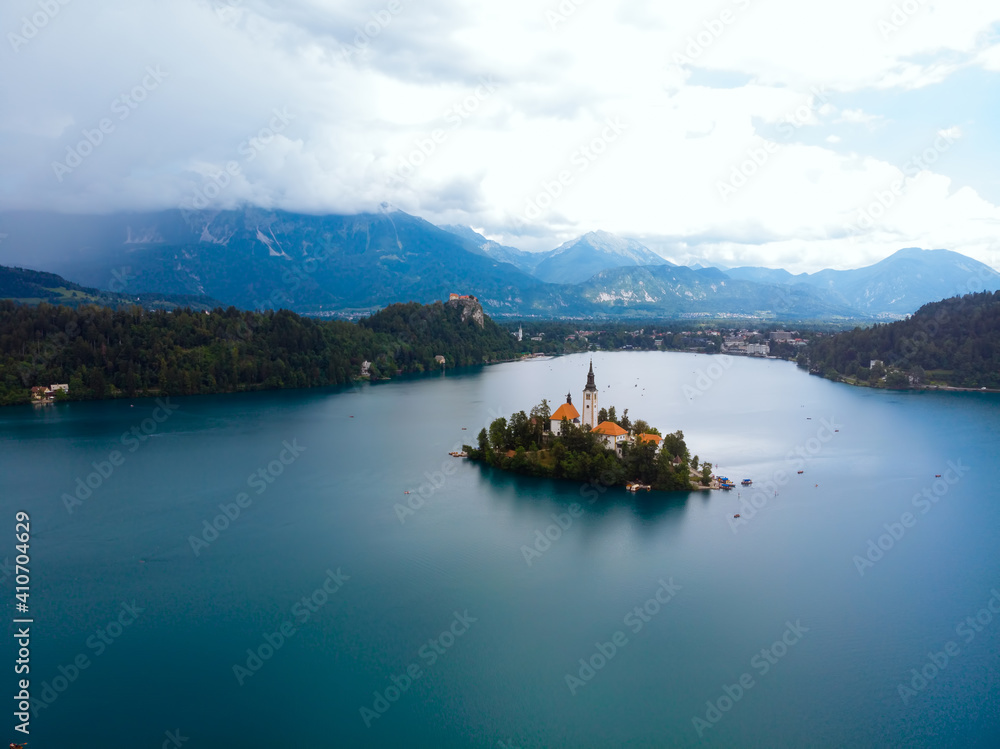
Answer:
[[551, 402, 580, 421], [592, 421, 627, 437], [638, 433, 662, 444]]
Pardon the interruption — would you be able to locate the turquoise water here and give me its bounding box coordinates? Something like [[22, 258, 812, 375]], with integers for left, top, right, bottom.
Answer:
[[2, 351, 999, 748]]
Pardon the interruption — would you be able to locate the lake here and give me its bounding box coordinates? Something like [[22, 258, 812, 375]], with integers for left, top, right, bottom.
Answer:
[[2, 351, 999, 748]]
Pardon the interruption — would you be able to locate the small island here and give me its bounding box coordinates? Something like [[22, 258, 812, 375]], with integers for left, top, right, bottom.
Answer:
[[465, 361, 713, 492]]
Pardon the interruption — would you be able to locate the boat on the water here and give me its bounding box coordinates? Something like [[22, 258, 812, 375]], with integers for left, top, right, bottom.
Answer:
[[741, 479, 752, 486]]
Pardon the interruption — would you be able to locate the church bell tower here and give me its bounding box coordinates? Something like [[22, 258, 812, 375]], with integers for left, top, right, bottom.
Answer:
[[582, 360, 598, 428]]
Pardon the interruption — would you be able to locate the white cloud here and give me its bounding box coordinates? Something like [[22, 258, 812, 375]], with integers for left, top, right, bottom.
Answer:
[[0, 0, 999, 272], [836, 109, 883, 126]]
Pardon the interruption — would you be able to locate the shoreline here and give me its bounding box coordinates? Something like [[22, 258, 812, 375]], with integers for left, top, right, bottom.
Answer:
[[10, 350, 996, 410], [814, 373, 1000, 394], [468, 458, 700, 494]]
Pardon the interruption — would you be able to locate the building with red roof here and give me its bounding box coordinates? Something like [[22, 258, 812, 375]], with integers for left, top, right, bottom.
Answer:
[[549, 394, 581, 435], [592, 420, 629, 453]]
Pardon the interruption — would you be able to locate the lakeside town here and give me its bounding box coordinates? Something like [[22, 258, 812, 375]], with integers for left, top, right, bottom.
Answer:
[[511, 323, 816, 360]]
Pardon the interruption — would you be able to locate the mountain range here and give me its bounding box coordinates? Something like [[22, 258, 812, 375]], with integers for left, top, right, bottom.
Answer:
[[725, 248, 998, 316], [441, 226, 670, 284], [1, 207, 998, 320]]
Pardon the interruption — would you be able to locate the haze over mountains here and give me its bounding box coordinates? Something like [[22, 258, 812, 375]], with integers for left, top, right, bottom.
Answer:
[[1, 208, 998, 320]]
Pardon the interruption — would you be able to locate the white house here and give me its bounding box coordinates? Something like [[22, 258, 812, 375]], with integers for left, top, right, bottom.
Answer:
[[592, 420, 628, 454]]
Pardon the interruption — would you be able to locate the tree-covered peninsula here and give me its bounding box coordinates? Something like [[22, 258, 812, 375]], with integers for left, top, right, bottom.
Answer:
[[0, 296, 518, 406], [466, 399, 710, 492], [806, 291, 1000, 390]]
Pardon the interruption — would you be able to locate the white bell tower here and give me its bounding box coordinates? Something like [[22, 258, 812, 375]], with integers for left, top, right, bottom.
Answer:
[[582, 360, 598, 428]]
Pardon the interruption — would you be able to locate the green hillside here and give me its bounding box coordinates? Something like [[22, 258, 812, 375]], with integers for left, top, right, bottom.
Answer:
[[0, 264, 220, 310], [806, 291, 1000, 389], [0, 298, 519, 406]]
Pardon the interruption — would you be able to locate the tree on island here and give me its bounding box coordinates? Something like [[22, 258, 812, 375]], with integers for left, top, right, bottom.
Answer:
[[632, 419, 659, 437], [530, 398, 551, 423], [659, 430, 688, 461]]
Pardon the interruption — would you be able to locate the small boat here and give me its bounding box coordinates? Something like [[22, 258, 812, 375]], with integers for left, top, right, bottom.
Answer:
[[935, 474, 941, 478], [734, 514, 741, 519], [448, 451, 468, 458], [741, 479, 752, 486], [461, 427, 467, 430], [797, 470, 804, 474]]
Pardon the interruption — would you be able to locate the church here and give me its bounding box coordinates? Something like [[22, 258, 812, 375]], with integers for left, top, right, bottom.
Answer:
[[548, 361, 626, 447], [548, 359, 599, 434], [548, 361, 654, 455]]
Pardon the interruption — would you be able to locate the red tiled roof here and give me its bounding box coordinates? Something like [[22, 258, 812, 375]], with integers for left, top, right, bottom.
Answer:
[[592, 421, 627, 437], [551, 402, 580, 421]]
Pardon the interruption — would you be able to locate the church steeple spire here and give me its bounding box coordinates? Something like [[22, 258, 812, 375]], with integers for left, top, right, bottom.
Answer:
[[584, 359, 597, 392]]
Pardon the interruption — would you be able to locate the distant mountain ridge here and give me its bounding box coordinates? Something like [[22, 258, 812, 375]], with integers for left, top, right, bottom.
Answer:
[[0, 208, 578, 316], [726, 248, 1000, 317], [577, 264, 859, 318], [0, 263, 220, 310], [441, 225, 672, 283], [531, 230, 670, 284], [1, 208, 997, 320], [439, 225, 546, 273]]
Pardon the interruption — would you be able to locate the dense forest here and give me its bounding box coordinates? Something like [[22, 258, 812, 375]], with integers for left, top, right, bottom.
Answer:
[[466, 402, 707, 492], [0, 298, 519, 406], [806, 291, 1000, 389]]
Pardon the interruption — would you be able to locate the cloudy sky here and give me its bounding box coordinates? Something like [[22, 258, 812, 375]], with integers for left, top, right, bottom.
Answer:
[[2, 0, 1000, 272]]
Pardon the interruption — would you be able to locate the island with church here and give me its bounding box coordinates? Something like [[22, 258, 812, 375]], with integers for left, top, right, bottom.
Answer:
[[465, 361, 714, 492]]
